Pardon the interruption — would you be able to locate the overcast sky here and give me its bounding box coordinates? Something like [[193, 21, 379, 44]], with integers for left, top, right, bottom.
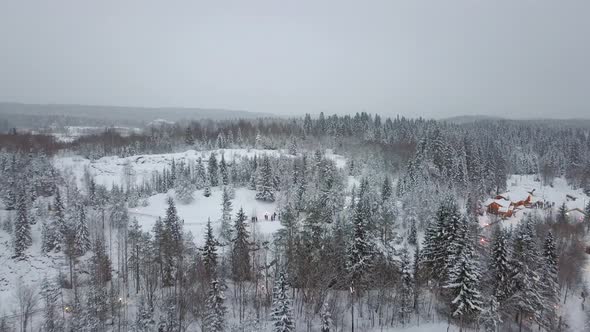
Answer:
[[0, 1, 588, 119]]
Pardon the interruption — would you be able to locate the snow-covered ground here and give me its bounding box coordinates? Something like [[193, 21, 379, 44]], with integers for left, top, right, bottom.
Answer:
[[131, 187, 282, 245]]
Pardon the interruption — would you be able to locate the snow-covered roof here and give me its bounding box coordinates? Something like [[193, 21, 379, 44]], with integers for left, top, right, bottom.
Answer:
[[497, 190, 531, 203], [498, 205, 513, 213], [484, 199, 511, 208]]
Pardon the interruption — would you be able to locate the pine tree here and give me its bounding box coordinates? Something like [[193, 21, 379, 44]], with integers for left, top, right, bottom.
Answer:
[[175, 173, 195, 204], [201, 219, 219, 280], [13, 186, 31, 258], [204, 278, 227, 332], [231, 208, 251, 281], [346, 194, 373, 288], [133, 295, 155, 331], [557, 202, 568, 223], [208, 153, 219, 187], [408, 221, 417, 245], [162, 197, 183, 286], [510, 217, 544, 328], [184, 126, 194, 146], [219, 153, 229, 186], [256, 155, 275, 202], [480, 295, 502, 332], [421, 196, 462, 284], [489, 226, 511, 302], [541, 230, 559, 328], [54, 189, 67, 248], [195, 158, 207, 190], [442, 219, 483, 326], [271, 272, 295, 332], [74, 205, 91, 256], [320, 302, 333, 332], [381, 175, 392, 202], [41, 276, 63, 332], [398, 247, 414, 325], [219, 187, 233, 244]]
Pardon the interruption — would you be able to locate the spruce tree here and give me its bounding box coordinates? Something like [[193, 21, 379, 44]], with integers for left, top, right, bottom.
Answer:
[[557, 202, 568, 223], [256, 155, 275, 202], [399, 247, 414, 325], [541, 230, 559, 328], [13, 187, 31, 258], [74, 205, 91, 256], [201, 219, 219, 280], [271, 272, 295, 332], [219, 187, 233, 244], [408, 221, 417, 245], [204, 278, 227, 332], [208, 153, 219, 187], [510, 217, 544, 328], [489, 226, 511, 302], [442, 219, 483, 326], [231, 208, 251, 281], [320, 302, 333, 332], [346, 193, 373, 288], [184, 126, 194, 145], [195, 158, 207, 190], [220, 153, 229, 186], [381, 175, 392, 202]]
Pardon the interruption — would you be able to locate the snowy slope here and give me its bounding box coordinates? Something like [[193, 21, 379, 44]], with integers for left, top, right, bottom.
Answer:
[[131, 187, 282, 245]]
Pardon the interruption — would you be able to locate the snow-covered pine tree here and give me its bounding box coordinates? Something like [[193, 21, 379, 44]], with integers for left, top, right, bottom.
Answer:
[[219, 187, 233, 244], [442, 217, 483, 327], [184, 126, 195, 146], [208, 153, 219, 187], [204, 278, 227, 332], [54, 189, 67, 248], [381, 175, 392, 202], [489, 226, 511, 302], [480, 294, 502, 332], [74, 205, 91, 256], [585, 200, 590, 230], [175, 172, 195, 204], [220, 153, 229, 186], [202, 218, 219, 280], [346, 190, 373, 288], [541, 230, 559, 329], [41, 276, 63, 332], [13, 186, 31, 258], [413, 244, 421, 312], [509, 216, 544, 328], [320, 302, 333, 332], [133, 295, 155, 332], [557, 202, 568, 223], [271, 272, 295, 332], [195, 157, 207, 190], [399, 247, 414, 325], [288, 137, 297, 155], [256, 155, 275, 202], [40, 220, 55, 253], [408, 221, 417, 245], [231, 207, 251, 281], [421, 196, 462, 284]]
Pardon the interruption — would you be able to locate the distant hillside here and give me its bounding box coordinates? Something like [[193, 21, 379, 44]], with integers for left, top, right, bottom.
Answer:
[[443, 115, 506, 124], [0, 102, 271, 129]]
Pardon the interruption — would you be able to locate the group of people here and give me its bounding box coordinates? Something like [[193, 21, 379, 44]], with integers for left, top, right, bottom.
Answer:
[[250, 211, 279, 222]]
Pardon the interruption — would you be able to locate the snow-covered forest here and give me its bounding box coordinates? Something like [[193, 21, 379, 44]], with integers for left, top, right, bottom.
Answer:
[[1, 113, 590, 332]]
